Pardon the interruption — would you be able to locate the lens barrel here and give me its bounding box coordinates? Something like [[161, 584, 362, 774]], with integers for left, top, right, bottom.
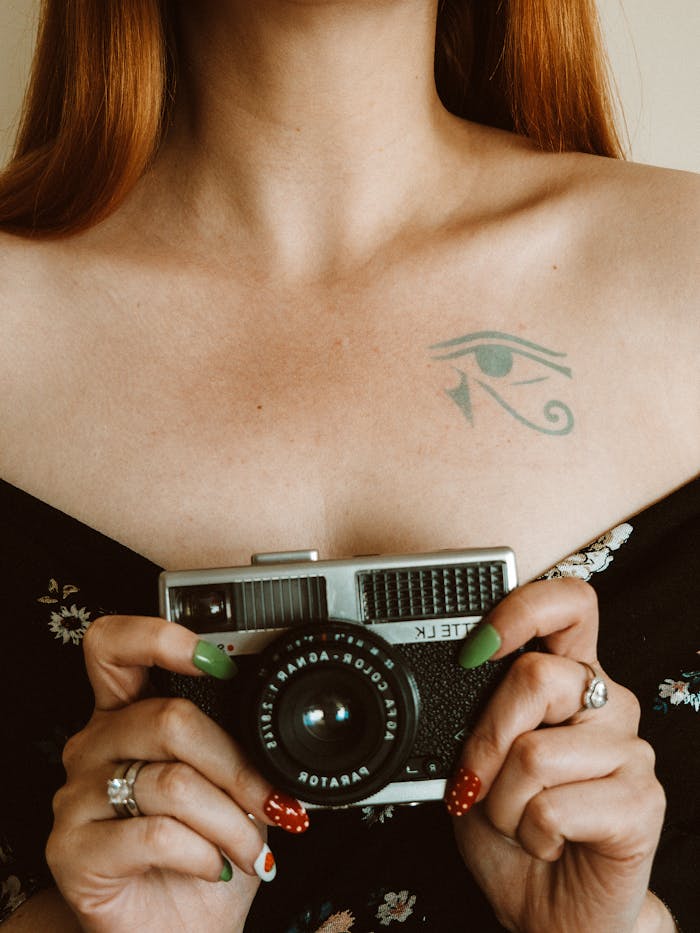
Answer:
[[249, 621, 420, 806]]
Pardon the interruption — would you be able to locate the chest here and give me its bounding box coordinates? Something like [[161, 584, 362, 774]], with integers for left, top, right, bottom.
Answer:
[[3, 267, 689, 582]]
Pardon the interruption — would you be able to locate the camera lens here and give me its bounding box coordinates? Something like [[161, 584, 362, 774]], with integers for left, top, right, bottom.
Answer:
[[280, 667, 385, 775], [249, 621, 420, 806], [302, 693, 353, 743]]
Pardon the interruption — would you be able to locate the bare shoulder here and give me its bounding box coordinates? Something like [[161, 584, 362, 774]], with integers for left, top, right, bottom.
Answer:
[[584, 154, 698, 243], [537, 152, 700, 467], [548, 152, 699, 309], [0, 230, 90, 449], [452, 122, 698, 309], [0, 228, 61, 305], [0, 230, 65, 367], [0, 227, 98, 333], [480, 139, 700, 344]]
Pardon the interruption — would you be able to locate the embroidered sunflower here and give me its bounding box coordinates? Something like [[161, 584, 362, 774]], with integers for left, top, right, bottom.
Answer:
[[48, 604, 92, 645]]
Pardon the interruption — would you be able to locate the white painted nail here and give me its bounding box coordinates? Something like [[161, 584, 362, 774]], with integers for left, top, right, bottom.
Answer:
[[253, 842, 276, 882]]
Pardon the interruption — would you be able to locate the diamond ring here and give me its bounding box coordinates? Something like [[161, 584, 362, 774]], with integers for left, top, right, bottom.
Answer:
[[107, 760, 148, 818]]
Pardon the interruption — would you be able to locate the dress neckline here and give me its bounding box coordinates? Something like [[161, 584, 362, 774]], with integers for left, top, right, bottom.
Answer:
[[1, 473, 698, 575]]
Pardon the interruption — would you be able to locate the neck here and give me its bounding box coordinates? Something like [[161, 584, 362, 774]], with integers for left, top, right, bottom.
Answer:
[[153, 0, 459, 278]]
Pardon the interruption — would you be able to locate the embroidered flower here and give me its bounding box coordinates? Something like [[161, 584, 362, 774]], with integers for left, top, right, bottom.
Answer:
[[314, 911, 355, 933], [541, 523, 633, 582], [38, 579, 92, 645], [0, 875, 26, 922], [37, 578, 80, 605], [362, 804, 395, 826], [48, 604, 92, 645], [376, 890, 416, 926], [658, 679, 689, 704], [654, 670, 700, 714]]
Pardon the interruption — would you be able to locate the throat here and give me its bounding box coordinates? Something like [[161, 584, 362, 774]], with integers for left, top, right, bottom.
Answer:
[[155, 1, 449, 275]]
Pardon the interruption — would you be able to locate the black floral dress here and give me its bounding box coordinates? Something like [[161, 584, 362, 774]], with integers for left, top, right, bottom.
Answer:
[[1, 477, 698, 931]]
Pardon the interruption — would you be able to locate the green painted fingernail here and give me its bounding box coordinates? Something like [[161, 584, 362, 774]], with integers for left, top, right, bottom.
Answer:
[[219, 857, 233, 882], [458, 623, 502, 670], [193, 640, 237, 680]]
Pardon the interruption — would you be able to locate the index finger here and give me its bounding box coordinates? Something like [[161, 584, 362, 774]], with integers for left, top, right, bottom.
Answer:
[[83, 615, 237, 710], [458, 577, 599, 670]]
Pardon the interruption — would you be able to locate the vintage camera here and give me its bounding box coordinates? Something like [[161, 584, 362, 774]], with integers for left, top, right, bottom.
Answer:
[[158, 547, 518, 809]]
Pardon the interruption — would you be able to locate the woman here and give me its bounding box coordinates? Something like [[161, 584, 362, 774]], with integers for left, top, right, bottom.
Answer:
[[0, 1, 697, 930]]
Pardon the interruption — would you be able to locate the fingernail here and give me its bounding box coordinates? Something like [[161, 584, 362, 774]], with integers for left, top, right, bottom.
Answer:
[[254, 843, 276, 882], [263, 791, 310, 834], [193, 640, 237, 680], [458, 623, 501, 669], [445, 767, 481, 817], [219, 857, 233, 882]]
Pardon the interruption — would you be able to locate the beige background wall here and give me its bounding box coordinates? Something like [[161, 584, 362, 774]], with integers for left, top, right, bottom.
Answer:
[[1, 0, 699, 173]]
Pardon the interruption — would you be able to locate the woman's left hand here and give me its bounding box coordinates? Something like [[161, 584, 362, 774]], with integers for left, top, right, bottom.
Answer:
[[448, 578, 669, 933]]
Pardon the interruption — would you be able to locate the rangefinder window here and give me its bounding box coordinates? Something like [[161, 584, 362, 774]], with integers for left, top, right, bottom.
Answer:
[[358, 562, 508, 622]]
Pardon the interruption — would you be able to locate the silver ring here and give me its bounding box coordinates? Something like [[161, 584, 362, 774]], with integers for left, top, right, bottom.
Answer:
[[107, 760, 148, 818], [578, 662, 608, 712]]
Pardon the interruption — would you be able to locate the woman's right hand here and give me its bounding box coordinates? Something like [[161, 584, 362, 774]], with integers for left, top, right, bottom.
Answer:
[[46, 615, 309, 933]]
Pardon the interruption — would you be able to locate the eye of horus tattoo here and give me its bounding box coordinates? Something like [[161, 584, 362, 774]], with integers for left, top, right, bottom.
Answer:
[[429, 330, 575, 436]]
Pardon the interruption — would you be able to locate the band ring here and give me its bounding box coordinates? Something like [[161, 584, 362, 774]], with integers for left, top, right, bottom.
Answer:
[[578, 662, 608, 712], [107, 760, 148, 818]]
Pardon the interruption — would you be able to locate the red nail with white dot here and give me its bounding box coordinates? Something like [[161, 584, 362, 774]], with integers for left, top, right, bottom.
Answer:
[[263, 790, 310, 834], [444, 767, 481, 817]]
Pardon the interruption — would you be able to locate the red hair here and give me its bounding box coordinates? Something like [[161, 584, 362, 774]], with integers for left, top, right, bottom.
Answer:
[[0, 0, 623, 237]]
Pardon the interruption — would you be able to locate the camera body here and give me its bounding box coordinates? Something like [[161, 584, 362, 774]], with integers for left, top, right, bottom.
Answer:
[[158, 547, 518, 808]]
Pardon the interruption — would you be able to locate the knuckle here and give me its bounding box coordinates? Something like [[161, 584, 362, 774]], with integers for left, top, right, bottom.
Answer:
[[510, 732, 543, 781], [617, 686, 641, 726], [230, 757, 258, 799], [502, 586, 540, 632], [635, 737, 657, 772], [524, 791, 560, 840], [626, 785, 666, 860], [61, 730, 86, 773], [648, 780, 667, 826], [155, 696, 200, 744], [142, 814, 178, 854], [44, 829, 63, 872], [515, 576, 598, 620], [482, 801, 511, 839], [157, 762, 196, 807], [564, 576, 598, 609], [545, 575, 599, 617], [45, 824, 79, 878], [630, 750, 666, 819], [511, 649, 551, 694], [51, 783, 72, 819]]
